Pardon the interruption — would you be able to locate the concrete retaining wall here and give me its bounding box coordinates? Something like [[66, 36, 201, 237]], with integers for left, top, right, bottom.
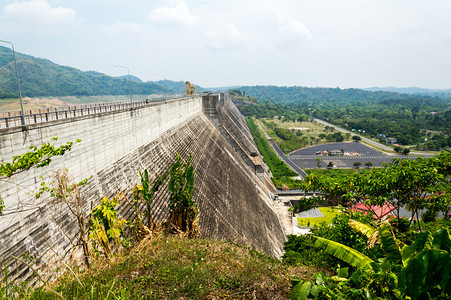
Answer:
[[0, 95, 285, 284]]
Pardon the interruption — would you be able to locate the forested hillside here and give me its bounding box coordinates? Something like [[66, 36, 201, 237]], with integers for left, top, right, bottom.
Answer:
[[0, 46, 168, 98], [237, 85, 446, 103], [234, 86, 451, 151]]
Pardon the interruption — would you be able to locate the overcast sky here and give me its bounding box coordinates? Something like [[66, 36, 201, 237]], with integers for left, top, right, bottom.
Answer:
[[1, 0, 451, 89]]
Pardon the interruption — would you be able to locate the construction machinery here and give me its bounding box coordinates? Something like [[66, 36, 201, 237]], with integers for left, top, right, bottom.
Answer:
[[185, 81, 196, 96]]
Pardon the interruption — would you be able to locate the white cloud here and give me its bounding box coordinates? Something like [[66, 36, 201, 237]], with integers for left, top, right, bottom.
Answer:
[[102, 22, 142, 35], [3, 0, 80, 25], [276, 12, 312, 41], [149, 2, 199, 27], [205, 23, 245, 52]]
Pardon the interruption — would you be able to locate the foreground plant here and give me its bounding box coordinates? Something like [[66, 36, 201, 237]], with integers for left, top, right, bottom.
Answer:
[[0, 137, 80, 216], [166, 153, 200, 237], [89, 196, 127, 258], [292, 225, 451, 300], [36, 170, 92, 268]]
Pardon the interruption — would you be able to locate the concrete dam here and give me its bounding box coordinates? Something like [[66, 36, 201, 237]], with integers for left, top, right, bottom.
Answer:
[[0, 94, 286, 282]]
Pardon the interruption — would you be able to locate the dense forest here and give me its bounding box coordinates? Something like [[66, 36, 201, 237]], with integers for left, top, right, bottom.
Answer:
[[0, 46, 192, 98], [232, 86, 451, 151]]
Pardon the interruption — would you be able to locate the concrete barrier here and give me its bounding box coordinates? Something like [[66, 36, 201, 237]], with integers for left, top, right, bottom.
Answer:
[[0, 95, 285, 284]]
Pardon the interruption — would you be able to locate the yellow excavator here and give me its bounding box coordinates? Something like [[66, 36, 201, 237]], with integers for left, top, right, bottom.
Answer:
[[185, 81, 196, 96]]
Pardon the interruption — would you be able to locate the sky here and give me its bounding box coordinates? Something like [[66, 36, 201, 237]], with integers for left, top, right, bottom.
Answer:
[[1, 0, 451, 89]]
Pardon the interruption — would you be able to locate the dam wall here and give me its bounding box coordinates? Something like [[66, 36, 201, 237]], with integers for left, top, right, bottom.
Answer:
[[0, 95, 285, 283]]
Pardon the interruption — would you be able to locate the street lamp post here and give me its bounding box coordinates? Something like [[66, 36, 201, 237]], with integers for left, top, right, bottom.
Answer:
[[0, 40, 26, 126], [114, 65, 132, 104]]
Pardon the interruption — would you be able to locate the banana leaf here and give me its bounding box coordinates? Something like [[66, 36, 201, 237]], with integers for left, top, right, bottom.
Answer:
[[313, 236, 374, 269], [348, 219, 376, 238], [379, 224, 402, 265]]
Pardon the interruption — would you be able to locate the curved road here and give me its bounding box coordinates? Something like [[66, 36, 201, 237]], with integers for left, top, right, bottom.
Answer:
[[313, 118, 434, 156], [313, 118, 393, 151], [268, 139, 308, 178], [256, 120, 307, 178]]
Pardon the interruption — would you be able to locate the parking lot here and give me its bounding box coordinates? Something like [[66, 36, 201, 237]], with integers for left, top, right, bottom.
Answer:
[[288, 142, 417, 169]]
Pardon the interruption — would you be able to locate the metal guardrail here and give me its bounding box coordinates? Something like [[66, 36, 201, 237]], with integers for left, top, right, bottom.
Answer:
[[0, 96, 189, 129]]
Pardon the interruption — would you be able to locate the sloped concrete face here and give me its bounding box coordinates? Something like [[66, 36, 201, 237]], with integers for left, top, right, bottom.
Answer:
[[0, 96, 285, 283]]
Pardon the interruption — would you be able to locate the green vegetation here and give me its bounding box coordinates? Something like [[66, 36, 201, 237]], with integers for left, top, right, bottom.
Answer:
[[166, 153, 200, 237], [1, 146, 212, 298], [234, 85, 451, 151], [291, 226, 451, 300], [297, 207, 341, 227], [258, 117, 344, 152], [245, 117, 301, 188], [1, 234, 320, 299], [253, 116, 351, 154], [89, 196, 128, 258], [305, 168, 370, 179], [283, 150, 451, 299], [289, 196, 323, 214], [0, 137, 80, 216], [0, 46, 185, 98], [261, 119, 309, 153]]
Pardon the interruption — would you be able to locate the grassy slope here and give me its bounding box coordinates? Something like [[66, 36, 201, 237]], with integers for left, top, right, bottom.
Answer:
[[19, 234, 321, 299]]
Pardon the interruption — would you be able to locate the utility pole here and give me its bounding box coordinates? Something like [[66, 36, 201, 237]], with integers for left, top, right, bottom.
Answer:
[[1, 40, 26, 126], [114, 65, 132, 104]]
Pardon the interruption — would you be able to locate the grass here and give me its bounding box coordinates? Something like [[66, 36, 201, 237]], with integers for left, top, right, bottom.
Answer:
[[259, 117, 349, 151], [3, 234, 321, 299], [297, 207, 342, 227]]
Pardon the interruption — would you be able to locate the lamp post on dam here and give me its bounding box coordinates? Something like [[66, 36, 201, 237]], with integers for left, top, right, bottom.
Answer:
[[114, 65, 132, 105], [0, 39, 26, 126]]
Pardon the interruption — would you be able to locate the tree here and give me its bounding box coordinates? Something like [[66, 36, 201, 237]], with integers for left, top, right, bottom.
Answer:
[[352, 135, 362, 142], [166, 153, 200, 237], [403, 148, 410, 155], [353, 161, 362, 168], [365, 161, 373, 168], [360, 153, 451, 230], [36, 170, 92, 268], [133, 168, 169, 231], [327, 161, 334, 168], [316, 158, 322, 168]]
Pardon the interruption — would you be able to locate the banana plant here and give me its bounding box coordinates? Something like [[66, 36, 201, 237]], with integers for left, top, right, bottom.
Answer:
[[292, 224, 451, 299]]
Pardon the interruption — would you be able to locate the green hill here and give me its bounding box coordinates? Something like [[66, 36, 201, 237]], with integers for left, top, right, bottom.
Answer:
[[0, 46, 167, 98], [236, 85, 449, 103]]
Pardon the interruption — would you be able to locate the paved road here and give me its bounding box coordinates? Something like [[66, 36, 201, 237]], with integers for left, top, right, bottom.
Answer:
[[313, 118, 394, 151], [256, 120, 307, 178], [268, 139, 308, 178], [313, 118, 434, 156], [290, 155, 411, 160], [290, 142, 383, 157]]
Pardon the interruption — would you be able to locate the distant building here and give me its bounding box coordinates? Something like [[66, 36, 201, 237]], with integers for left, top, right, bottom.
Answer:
[[430, 111, 438, 115], [330, 150, 342, 156], [350, 203, 395, 220], [385, 137, 397, 144]]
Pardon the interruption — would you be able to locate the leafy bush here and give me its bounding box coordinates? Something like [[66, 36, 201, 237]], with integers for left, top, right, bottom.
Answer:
[[289, 196, 323, 213], [311, 211, 382, 261], [291, 228, 451, 300], [422, 209, 438, 223], [283, 234, 339, 267], [284, 210, 381, 270]]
